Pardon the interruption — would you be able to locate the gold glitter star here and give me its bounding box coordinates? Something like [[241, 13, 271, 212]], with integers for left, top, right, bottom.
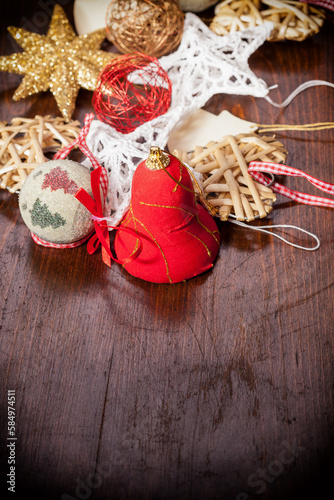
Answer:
[[0, 5, 116, 121]]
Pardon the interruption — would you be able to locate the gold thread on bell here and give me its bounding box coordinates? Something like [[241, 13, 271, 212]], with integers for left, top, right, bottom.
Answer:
[[145, 147, 170, 171]]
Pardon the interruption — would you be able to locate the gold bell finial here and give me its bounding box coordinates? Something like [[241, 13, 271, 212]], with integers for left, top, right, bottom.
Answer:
[[145, 146, 170, 171]]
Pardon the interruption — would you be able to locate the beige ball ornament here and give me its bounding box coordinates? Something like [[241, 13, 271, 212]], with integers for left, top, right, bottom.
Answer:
[[19, 160, 94, 245]]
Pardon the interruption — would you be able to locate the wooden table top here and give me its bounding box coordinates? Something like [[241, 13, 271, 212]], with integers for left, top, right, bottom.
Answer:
[[1, 1, 333, 499]]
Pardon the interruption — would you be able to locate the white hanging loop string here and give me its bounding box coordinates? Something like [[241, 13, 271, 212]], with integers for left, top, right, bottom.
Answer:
[[265, 80, 334, 108], [229, 220, 320, 251], [94, 207, 321, 250], [248, 80, 334, 250]]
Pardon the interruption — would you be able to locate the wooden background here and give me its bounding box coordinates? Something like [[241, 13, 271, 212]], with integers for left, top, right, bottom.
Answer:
[[0, 1, 333, 499]]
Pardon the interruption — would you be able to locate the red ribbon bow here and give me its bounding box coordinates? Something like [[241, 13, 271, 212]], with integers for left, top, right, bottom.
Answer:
[[75, 167, 142, 267], [54, 113, 141, 266], [75, 167, 112, 266]]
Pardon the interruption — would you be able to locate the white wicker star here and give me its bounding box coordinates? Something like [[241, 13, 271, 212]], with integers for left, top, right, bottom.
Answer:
[[85, 13, 273, 224]]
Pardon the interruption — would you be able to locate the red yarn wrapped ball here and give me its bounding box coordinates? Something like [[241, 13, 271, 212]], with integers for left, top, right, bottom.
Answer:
[[92, 52, 172, 134]]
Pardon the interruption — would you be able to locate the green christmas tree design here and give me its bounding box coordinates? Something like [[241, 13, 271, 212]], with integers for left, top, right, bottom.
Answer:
[[30, 198, 66, 229]]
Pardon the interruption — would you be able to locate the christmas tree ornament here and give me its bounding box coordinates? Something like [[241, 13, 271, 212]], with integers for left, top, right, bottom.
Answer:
[[0, 5, 116, 121], [19, 159, 94, 245], [105, 0, 185, 58], [114, 147, 220, 283], [0, 115, 81, 193], [92, 52, 172, 134], [210, 0, 325, 42]]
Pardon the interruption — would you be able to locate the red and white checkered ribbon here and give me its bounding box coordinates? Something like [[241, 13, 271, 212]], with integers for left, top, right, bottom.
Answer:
[[31, 113, 110, 252], [248, 161, 334, 208], [31, 231, 92, 248], [53, 113, 108, 200]]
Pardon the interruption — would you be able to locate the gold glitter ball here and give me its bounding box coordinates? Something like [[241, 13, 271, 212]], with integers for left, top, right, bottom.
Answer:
[[0, 5, 117, 121]]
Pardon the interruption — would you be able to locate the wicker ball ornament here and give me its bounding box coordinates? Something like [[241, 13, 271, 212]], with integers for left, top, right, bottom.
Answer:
[[105, 0, 185, 58], [92, 52, 172, 134]]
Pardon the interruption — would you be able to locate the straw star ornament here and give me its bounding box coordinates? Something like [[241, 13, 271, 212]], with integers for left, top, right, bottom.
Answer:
[[0, 5, 116, 121]]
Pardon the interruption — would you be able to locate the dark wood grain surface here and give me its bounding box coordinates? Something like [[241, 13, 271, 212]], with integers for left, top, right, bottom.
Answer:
[[1, 1, 333, 499]]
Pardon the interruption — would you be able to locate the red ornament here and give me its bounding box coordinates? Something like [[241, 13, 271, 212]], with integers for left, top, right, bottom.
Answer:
[[92, 52, 172, 134], [114, 147, 220, 283]]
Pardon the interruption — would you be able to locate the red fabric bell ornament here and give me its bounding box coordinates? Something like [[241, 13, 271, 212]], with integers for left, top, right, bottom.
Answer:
[[114, 147, 221, 283]]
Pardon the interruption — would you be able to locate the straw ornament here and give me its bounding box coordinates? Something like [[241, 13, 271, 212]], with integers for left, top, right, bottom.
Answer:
[[173, 133, 287, 222], [210, 0, 325, 41], [105, 0, 185, 58], [0, 116, 81, 193]]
